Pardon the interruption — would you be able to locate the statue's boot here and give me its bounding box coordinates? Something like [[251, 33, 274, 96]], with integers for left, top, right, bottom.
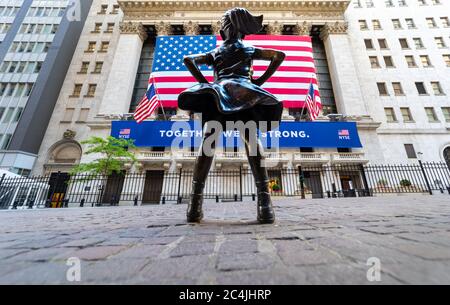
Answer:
[[255, 180, 275, 224], [187, 181, 205, 223]]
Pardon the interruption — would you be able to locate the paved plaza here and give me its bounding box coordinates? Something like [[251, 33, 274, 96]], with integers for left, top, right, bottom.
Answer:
[[0, 195, 449, 284]]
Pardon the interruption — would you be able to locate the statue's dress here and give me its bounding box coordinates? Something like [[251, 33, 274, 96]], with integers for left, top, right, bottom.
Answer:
[[178, 40, 283, 129]]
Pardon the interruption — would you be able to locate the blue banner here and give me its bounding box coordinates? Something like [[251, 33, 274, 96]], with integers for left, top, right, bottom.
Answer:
[[111, 121, 362, 148]]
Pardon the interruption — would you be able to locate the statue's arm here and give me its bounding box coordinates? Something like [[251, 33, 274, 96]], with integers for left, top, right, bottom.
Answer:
[[183, 54, 211, 84], [252, 48, 286, 86]]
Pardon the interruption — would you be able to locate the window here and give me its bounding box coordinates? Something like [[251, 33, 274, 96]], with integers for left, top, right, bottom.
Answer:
[[77, 108, 90, 122], [404, 144, 417, 159], [111, 5, 120, 14], [93, 62, 103, 73], [100, 41, 109, 52], [71, 84, 82, 97], [441, 107, 450, 122], [15, 83, 25, 97], [405, 55, 417, 67], [435, 37, 446, 48], [431, 82, 444, 95], [99, 5, 108, 14], [105, 23, 114, 33], [443, 54, 450, 66], [13, 107, 23, 122], [441, 17, 450, 27], [413, 37, 424, 49], [34, 62, 42, 73], [1, 134, 12, 150], [85, 84, 97, 97], [415, 82, 427, 94], [392, 19, 402, 29], [401, 107, 414, 121], [425, 107, 439, 122], [384, 56, 395, 67], [420, 55, 432, 67], [385, 108, 397, 122], [377, 82, 389, 95], [372, 20, 382, 30], [93, 23, 102, 33], [62, 108, 74, 122], [405, 18, 416, 28], [0, 107, 5, 120], [399, 38, 409, 49], [378, 39, 388, 49], [86, 41, 96, 52], [392, 82, 404, 95], [364, 39, 374, 49], [369, 56, 380, 68], [359, 20, 368, 30], [426, 17, 437, 28], [79, 62, 89, 74], [2, 107, 15, 123], [0, 83, 6, 96]]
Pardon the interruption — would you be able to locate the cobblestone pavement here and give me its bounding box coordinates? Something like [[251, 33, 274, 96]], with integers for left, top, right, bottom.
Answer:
[[0, 195, 449, 284]]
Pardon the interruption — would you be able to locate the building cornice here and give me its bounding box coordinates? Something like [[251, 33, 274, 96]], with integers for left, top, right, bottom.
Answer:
[[118, 0, 350, 22], [119, 22, 148, 41]]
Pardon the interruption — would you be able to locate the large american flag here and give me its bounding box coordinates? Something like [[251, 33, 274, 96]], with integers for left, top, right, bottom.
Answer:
[[150, 34, 321, 110]]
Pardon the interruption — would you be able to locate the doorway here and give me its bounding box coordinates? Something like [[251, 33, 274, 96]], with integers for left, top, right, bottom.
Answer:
[[47, 172, 70, 208], [339, 171, 362, 197], [101, 171, 125, 205], [303, 171, 324, 198], [142, 170, 165, 204]]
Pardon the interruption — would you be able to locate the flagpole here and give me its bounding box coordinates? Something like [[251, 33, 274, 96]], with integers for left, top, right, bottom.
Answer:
[[151, 74, 167, 121], [302, 76, 314, 122]]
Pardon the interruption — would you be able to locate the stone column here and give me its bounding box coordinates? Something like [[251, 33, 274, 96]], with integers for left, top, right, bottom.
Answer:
[[320, 22, 368, 116], [211, 20, 221, 35], [155, 21, 171, 36], [294, 21, 312, 36], [98, 22, 147, 116], [267, 21, 283, 35]]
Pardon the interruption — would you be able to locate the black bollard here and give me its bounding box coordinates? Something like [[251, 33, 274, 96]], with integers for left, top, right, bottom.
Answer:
[[134, 196, 138, 206], [162, 197, 166, 205], [252, 193, 256, 201], [216, 195, 219, 203], [80, 199, 85, 207]]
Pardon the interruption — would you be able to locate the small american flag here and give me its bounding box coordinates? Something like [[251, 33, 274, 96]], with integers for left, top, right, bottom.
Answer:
[[338, 129, 350, 137], [119, 128, 131, 135], [305, 82, 321, 121], [133, 77, 160, 123], [151, 35, 321, 109]]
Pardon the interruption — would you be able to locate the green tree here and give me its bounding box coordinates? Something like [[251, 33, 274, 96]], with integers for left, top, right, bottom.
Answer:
[[70, 136, 137, 178]]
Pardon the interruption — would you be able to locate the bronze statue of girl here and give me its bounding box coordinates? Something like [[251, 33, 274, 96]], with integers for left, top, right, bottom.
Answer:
[[178, 8, 286, 224]]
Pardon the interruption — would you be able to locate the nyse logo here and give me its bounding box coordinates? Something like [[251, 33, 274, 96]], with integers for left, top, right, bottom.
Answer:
[[119, 128, 131, 139], [338, 129, 350, 140]]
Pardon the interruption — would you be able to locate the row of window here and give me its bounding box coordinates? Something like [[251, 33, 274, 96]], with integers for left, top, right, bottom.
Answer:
[[0, 6, 20, 17], [26, 6, 66, 18], [0, 106, 23, 124], [78, 61, 103, 74], [92, 22, 115, 33], [365, 36, 448, 50], [18, 23, 59, 35], [70, 83, 97, 98], [61, 108, 90, 123], [354, 0, 442, 8], [0, 61, 42, 74], [369, 54, 450, 68], [0, 23, 11, 34], [0, 83, 34, 98], [377, 81, 445, 96], [384, 106, 450, 123], [98, 4, 120, 15], [85, 41, 109, 53], [359, 17, 450, 31], [8, 41, 52, 54]]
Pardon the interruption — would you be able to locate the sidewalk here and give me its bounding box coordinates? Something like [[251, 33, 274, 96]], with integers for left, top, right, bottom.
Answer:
[[0, 195, 449, 284]]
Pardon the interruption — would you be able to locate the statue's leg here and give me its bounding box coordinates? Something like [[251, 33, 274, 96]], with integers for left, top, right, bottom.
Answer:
[[187, 130, 217, 223], [243, 130, 275, 224]]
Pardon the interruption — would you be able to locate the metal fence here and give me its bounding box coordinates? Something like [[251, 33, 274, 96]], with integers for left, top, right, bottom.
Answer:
[[0, 161, 449, 209]]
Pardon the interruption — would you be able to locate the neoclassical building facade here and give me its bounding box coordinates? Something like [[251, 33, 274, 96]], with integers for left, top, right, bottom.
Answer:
[[33, 0, 450, 186]]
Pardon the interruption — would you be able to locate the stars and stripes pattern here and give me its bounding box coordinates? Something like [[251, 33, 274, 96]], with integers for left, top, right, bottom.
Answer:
[[133, 77, 160, 123], [305, 82, 321, 121], [150, 35, 321, 109]]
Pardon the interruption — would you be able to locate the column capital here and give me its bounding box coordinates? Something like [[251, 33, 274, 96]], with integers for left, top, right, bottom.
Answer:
[[211, 20, 221, 35], [155, 21, 172, 36], [320, 21, 348, 40], [267, 21, 283, 35], [119, 22, 147, 41], [294, 21, 312, 36], [184, 21, 200, 35]]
